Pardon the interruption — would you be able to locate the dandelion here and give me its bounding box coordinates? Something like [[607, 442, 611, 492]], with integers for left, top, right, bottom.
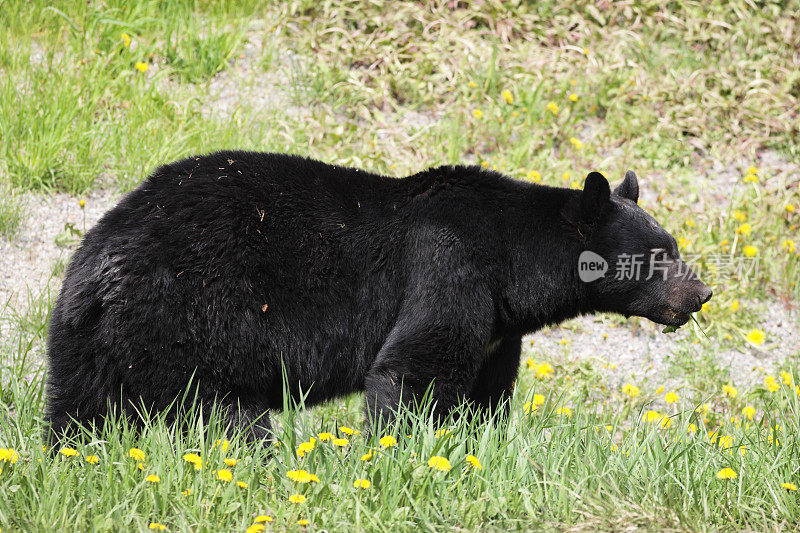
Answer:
[[569, 93, 578, 102], [468, 81, 477, 88], [730, 300, 740, 311], [569, 137, 583, 150], [465, 454, 482, 470], [427, 456, 452, 472], [546, 101, 559, 115], [134, 62, 149, 73], [742, 405, 755, 420], [764, 375, 780, 392], [473, 109, 483, 119], [723, 385, 737, 398], [78, 199, 86, 209], [678, 237, 691, 249], [128, 448, 145, 462], [527, 170, 541, 182], [85, 455, 99, 464], [182, 453, 202, 470], [286, 470, 320, 484], [181, 489, 191, 496], [213, 439, 230, 453], [782, 482, 798, 491], [145, 474, 160, 483], [644, 410, 662, 423], [246, 525, 266, 533], [687, 423, 697, 434], [655, 386, 665, 394], [746, 329, 765, 346], [353, 478, 371, 489], [379, 435, 397, 448], [718, 435, 733, 449], [785, 204, 796, 213], [736, 223, 752, 236], [782, 239, 796, 253], [60, 447, 79, 458], [360, 451, 373, 461], [317, 432, 334, 441], [148, 523, 166, 531], [562, 171, 570, 182], [121, 33, 132, 48], [296, 440, 315, 458], [254, 516, 273, 523], [556, 406, 572, 418], [716, 468, 737, 480], [237, 481, 248, 488], [502, 90, 513, 104], [534, 362, 554, 379], [297, 519, 310, 526], [332, 438, 348, 447], [224, 458, 237, 467], [780, 371, 793, 385], [217, 469, 232, 482], [664, 391, 679, 404], [288, 494, 307, 504], [732, 210, 747, 222], [0, 449, 19, 463], [339, 426, 360, 436]]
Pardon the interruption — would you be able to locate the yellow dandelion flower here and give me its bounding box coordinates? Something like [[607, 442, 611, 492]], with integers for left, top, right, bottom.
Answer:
[[214, 439, 230, 453], [502, 90, 513, 104], [224, 458, 237, 467], [379, 435, 397, 448], [746, 329, 765, 346], [465, 454, 482, 470], [730, 300, 740, 312], [297, 519, 310, 526], [569, 137, 583, 150], [534, 362, 554, 379], [764, 375, 780, 392], [128, 448, 145, 462], [742, 405, 755, 420], [339, 426, 360, 436], [644, 410, 662, 423], [121, 33, 131, 48], [718, 435, 733, 449], [0, 449, 19, 463], [182, 453, 202, 470], [353, 478, 371, 489], [747, 166, 758, 175], [60, 447, 78, 458], [716, 468, 737, 480], [656, 386, 665, 395], [317, 432, 333, 441], [332, 438, 348, 447], [145, 474, 160, 483], [785, 204, 796, 213], [134, 62, 149, 73], [360, 451, 373, 461], [736, 223, 752, 236], [527, 170, 541, 182], [733, 210, 747, 222], [546, 101, 559, 115], [296, 440, 315, 458], [246, 525, 266, 533], [287, 469, 320, 483], [742, 245, 758, 257], [561, 171, 569, 182], [782, 482, 798, 491], [181, 489, 191, 496], [473, 109, 483, 119], [85, 455, 99, 464], [569, 93, 578, 102], [782, 239, 796, 253], [148, 523, 166, 531], [468, 81, 477, 88], [427, 455, 451, 472], [236, 481, 248, 488], [217, 469, 232, 482], [622, 383, 641, 398], [780, 371, 793, 385], [556, 406, 572, 418], [664, 391, 679, 404], [288, 494, 307, 504], [723, 385, 737, 398], [254, 515, 273, 523], [688, 423, 697, 434]]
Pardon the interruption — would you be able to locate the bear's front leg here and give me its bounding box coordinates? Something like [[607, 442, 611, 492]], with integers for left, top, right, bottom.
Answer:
[[466, 335, 522, 422], [363, 309, 491, 432]]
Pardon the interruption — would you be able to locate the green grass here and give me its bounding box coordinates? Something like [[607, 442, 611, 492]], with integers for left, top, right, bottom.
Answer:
[[0, 0, 799, 530]]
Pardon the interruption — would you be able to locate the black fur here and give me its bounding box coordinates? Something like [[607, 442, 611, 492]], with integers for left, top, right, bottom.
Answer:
[[46, 152, 711, 440]]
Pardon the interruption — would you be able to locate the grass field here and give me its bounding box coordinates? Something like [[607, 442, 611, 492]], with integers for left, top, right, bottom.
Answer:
[[0, 1, 799, 530]]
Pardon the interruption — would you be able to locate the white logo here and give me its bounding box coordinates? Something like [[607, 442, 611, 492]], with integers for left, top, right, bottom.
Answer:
[[578, 251, 608, 282]]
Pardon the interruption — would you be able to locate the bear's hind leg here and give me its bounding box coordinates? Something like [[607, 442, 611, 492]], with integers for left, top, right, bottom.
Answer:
[[219, 400, 272, 443]]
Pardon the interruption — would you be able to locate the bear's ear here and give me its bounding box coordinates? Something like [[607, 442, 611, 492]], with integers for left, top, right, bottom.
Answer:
[[580, 171, 611, 222], [614, 170, 639, 203]]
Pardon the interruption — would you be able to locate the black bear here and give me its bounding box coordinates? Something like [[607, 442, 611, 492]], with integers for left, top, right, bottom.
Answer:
[[46, 152, 711, 441]]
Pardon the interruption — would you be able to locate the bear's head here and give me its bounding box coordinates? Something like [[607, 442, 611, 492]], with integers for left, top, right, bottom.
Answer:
[[566, 170, 712, 327]]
